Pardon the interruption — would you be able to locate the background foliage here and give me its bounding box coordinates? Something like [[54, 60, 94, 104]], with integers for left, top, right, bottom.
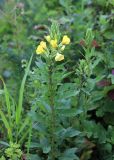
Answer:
[[0, 0, 114, 160]]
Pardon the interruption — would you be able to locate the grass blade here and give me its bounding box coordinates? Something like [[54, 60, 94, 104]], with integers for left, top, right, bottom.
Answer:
[[0, 110, 12, 141], [0, 77, 12, 124], [16, 54, 33, 125], [18, 117, 30, 135]]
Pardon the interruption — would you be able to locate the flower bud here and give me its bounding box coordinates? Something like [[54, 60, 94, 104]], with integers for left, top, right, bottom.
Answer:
[[55, 53, 64, 61], [45, 35, 51, 42]]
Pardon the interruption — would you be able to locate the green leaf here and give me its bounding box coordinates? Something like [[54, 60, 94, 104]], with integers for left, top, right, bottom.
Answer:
[[57, 108, 83, 117], [104, 143, 112, 153], [57, 83, 79, 99], [65, 127, 81, 137], [40, 138, 51, 154], [30, 142, 41, 149], [0, 156, 6, 160], [28, 154, 41, 160], [0, 141, 9, 147], [56, 127, 81, 139], [110, 75, 114, 84], [59, 148, 79, 160], [108, 0, 114, 5]]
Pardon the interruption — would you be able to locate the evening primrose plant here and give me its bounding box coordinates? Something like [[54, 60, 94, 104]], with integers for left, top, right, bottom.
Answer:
[[35, 22, 70, 160], [27, 22, 83, 160]]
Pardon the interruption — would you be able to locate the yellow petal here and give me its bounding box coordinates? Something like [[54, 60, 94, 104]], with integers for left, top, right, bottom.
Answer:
[[36, 45, 45, 54], [40, 41, 47, 49], [50, 39, 58, 48], [55, 53, 64, 61], [62, 35, 70, 45], [45, 35, 51, 42]]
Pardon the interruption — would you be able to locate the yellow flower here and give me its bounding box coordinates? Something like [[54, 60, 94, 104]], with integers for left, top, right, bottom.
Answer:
[[45, 35, 51, 42], [36, 45, 45, 54], [40, 41, 47, 49], [61, 45, 65, 51], [55, 53, 64, 61], [50, 39, 58, 48], [62, 35, 70, 45]]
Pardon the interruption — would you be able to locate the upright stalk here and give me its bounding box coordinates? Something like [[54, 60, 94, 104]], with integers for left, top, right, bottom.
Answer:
[[48, 61, 56, 160], [35, 21, 70, 159]]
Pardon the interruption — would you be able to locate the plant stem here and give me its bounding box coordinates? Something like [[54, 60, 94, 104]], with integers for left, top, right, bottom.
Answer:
[[48, 62, 56, 160]]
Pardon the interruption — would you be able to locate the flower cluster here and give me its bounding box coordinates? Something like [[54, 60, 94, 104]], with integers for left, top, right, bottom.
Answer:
[[36, 35, 70, 61]]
